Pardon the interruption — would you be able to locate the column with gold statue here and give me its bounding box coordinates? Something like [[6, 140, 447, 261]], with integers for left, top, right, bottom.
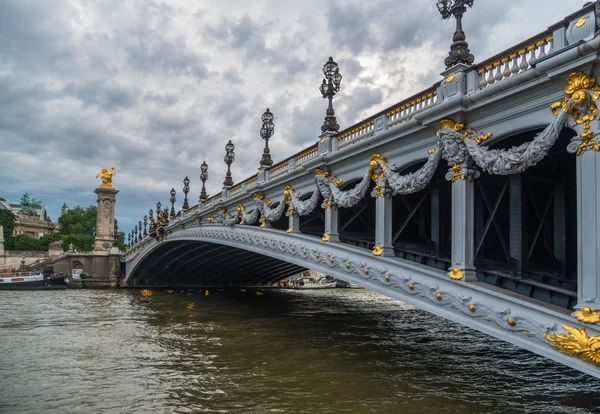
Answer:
[[94, 168, 119, 251]]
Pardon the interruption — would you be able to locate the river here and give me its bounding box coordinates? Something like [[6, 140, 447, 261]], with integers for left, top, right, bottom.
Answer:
[[0, 289, 599, 413]]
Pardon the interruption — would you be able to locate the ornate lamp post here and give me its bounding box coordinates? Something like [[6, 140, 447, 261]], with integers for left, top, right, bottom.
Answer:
[[138, 220, 142, 240], [223, 140, 235, 188], [259, 109, 274, 167], [156, 201, 162, 216], [127, 233, 131, 248], [134, 225, 138, 243], [149, 209, 154, 222], [437, 0, 475, 69], [143, 217, 148, 236], [169, 188, 176, 218], [199, 161, 208, 202], [182, 176, 190, 210], [319, 57, 342, 133]]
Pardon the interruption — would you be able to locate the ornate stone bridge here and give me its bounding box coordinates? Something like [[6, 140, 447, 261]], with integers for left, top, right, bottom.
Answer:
[[125, 3, 600, 378]]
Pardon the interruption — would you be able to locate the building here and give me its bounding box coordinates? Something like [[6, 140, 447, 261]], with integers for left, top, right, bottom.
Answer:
[[0, 196, 57, 239]]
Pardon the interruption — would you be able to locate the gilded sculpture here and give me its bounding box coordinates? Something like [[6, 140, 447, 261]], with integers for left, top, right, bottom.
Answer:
[[545, 325, 600, 367], [96, 168, 116, 188], [576, 307, 600, 324], [551, 72, 600, 156]]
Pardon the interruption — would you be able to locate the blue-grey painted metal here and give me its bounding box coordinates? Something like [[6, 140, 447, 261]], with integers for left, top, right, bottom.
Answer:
[[126, 3, 600, 379]]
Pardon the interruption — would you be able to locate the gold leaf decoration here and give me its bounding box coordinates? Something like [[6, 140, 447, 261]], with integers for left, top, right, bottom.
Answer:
[[447, 267, 464, 280], [551, 72, 600, 156], [576, 307, 600, 324], [545, 325, 600, 367]]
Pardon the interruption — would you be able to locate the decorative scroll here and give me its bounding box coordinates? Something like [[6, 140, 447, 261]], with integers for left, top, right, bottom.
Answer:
[[239, 203, 260, 225], [214, 208, 239, 226], [330, 174, 370, 208], [314, 167, 369, 208], [464, 110, 569, 175], [292, 187, 320, 216], [551, 72, 600, 156], [545, 325, 600, 367], [370, 151, 441, 196]]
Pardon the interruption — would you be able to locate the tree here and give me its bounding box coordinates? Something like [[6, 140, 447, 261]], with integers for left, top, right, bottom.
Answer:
[[37, 233, 62, 251], [58, 205, 97, 237], [58, 205, 124, 251], [13, 234, 38, 251], [0, 209, 15, 236]]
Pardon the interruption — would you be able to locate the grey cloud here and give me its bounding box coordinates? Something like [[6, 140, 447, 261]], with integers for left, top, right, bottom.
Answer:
[[339, 86, 384, 126], [63, 81, 141, 110], [143, 92, 179, 106], [119, 26, 210, 80], [326, 4, 373, 55], [222, 68, 245, 85], [289, 96, 326, 146]]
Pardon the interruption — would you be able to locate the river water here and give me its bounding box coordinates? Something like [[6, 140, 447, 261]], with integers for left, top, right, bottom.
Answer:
[[0, 289, 599, 414]]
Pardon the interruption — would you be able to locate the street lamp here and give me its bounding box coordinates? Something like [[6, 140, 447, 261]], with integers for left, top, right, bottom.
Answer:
[[156, 201, 162, 216], [169, 188, 176, 219], [182, 176, 190, 210], [200, 161, 208, 202], [134, 225, 138, 243], [437, 0, 475, 69], [223, 140, 235, 188], [320, 57, 342, 133], [127, 233, 131, 248], [259, 108, 274, 167], [143, 216, 148, 236]]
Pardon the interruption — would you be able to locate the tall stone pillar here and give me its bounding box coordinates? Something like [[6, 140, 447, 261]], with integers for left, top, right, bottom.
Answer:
[[373, 195, 394, 256], [288, 213, 300, 234], [575, 151, 600, 310], [323, 206, 340, 242], [450, 178, 477, 281], [94, 187, 119, 251]]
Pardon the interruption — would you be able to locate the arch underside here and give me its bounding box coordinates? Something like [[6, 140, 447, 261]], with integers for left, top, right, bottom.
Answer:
[[129, 240, 307, 287]]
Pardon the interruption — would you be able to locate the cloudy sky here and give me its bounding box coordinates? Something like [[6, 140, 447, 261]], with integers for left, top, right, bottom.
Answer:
[[0, 0, 580, 235]]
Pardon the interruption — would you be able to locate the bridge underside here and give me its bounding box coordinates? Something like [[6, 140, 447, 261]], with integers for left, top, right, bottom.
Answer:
[[129, 240, 306, 287]]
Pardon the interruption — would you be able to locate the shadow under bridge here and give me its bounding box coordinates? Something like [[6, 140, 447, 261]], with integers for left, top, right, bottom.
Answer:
[[129, 240, 306, 288]]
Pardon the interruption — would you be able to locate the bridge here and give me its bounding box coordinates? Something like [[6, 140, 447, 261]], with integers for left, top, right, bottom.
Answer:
[[124, 3, 600, 379]]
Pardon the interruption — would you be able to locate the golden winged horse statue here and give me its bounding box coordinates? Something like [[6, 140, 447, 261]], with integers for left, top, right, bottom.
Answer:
[[96, 168, 116, 188]]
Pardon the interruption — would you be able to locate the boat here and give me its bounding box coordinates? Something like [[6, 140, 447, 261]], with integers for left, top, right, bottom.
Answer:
[[0, 272, 68, 290], [291, 276, 337, 289]]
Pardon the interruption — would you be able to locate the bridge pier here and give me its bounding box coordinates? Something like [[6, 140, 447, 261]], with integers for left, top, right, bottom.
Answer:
[[288, 213, 300, 233], [374, 195, 394, 256], [324, 206, 340, 242], [451, 177, 477, 281], [576, 149, 600, 310]]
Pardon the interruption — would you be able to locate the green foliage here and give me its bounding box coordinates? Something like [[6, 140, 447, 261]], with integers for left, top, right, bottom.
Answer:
[[0, 209, 16, 248], [37, 233, 62, 251], [60, 234, 94, 252], [59, 205, 97, 237], [20, 192, 42, 215], [12, 234, 38, 251], [115, 231, 126, 251]]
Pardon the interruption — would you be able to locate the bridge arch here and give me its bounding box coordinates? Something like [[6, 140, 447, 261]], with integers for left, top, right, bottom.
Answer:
[[128, 238, 307, 287], [473, 125, 578, 308]]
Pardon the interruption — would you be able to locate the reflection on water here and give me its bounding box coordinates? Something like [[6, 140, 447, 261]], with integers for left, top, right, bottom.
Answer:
[[0, 289, 599, 414]]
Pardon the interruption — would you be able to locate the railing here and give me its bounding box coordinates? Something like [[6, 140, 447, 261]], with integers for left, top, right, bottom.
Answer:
[[188, 5, 590, 213], [294, 145, 318, 166], [386, 88, 437, 129], [338, 120, 375, 149], [245, 176, 258, 189], [229, 183, 243, 197], [474, 31, 554, 89], [269, 161, 289, 179]]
